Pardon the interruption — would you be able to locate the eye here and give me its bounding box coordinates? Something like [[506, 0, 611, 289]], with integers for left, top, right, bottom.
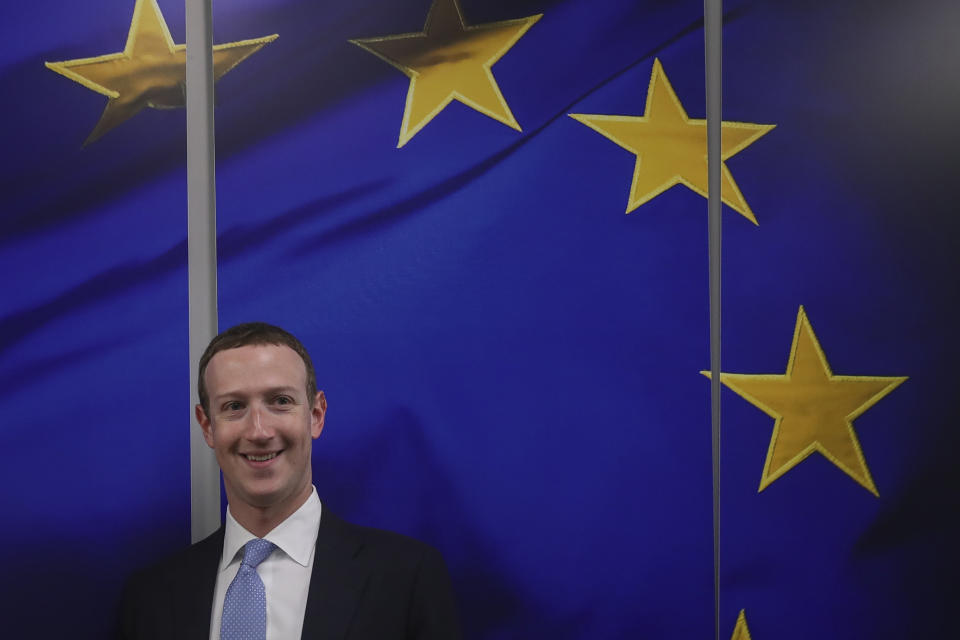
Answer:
[[274, 395, 294, 406], [222, 400, 244, 412]]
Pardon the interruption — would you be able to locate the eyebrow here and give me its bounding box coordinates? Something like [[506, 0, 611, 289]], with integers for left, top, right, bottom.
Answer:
[[213, 386, 302, 402]]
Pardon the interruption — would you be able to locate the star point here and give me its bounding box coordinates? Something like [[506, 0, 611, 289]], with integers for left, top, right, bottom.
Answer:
[[350, 0, 540, 147], [731, 610, 752, 640], [44, 0, 277, 144], [703, 306, 906, 495], [570, 58, 774, 222]]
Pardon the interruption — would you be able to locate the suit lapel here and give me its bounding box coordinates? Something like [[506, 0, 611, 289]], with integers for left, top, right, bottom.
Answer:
[[300, 510, 368, 640], [172, 527, 223, 640]]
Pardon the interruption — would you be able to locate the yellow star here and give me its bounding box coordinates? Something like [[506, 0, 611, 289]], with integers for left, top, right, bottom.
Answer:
[[731, 610, 752, 640], [350, 0, 541, 147], [569, 59, 774, 223], [45, 0, 277, 144], [703, 306, 906, 495]]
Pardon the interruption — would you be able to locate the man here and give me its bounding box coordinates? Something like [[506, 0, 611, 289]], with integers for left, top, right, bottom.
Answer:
[[118, 322, 461, 639]]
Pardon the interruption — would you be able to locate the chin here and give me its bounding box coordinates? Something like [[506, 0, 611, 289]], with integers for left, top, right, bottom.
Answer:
[[229, 480, 286, 507], [246, 486, 290, 506]]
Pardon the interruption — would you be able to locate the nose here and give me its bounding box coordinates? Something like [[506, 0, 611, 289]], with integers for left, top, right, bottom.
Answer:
[[245, 404, 276, 440]]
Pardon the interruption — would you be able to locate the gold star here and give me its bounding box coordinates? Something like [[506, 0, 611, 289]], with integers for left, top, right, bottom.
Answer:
[[730, 610, 752, 640], [45, 0, 277, 144], [350, 0, 541, 147], [569, 59, 774, 223], [703, 306, 906, 495]]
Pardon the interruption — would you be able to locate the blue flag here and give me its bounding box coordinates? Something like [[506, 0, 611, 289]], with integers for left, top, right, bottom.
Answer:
[[6, 0, 951, 637], [212, 0, 716, 636], [0, 0, 273, 635], [716, 0, 959, 637]]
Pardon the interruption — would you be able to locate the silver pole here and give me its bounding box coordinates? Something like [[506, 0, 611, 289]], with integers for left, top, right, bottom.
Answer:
[[704, 1, 723, 639], [185, 0, 221, 542]]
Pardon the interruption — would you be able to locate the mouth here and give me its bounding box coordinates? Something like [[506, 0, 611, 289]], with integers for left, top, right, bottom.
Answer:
[[241, 451, 282, 466]]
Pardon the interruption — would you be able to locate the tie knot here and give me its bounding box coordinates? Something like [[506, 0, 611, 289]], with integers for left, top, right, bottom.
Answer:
[[242, 539, 276, 568]]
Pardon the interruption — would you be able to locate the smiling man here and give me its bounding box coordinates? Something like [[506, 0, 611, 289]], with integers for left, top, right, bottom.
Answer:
[[118, 322, 461, 640]]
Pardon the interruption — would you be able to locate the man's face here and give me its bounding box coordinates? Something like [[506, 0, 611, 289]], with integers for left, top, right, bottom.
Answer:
[[196, 344, 325, 513]]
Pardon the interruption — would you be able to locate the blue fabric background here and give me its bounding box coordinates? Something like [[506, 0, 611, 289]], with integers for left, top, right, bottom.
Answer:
[[0, 1, 191, 636], [213, 1, 713, 637], [1, 0, 955, 637], [718, 0, 959, 637]]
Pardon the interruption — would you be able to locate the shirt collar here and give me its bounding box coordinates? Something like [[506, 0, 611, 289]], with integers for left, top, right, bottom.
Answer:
[[219, 486, 323, 572]]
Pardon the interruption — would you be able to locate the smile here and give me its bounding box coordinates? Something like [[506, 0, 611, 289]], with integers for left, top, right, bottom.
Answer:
[[243, 452, 280, 462]]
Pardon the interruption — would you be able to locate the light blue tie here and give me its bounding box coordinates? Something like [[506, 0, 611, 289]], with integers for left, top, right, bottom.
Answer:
[[221, 539, 276, 640]]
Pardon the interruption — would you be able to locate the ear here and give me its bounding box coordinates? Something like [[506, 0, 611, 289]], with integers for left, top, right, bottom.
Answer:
[[311, 391, 326, 439], [196, 404, 215, 448]]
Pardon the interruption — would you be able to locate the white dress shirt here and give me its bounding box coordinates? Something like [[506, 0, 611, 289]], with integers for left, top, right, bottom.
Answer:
[[209, 487, 322, 640]]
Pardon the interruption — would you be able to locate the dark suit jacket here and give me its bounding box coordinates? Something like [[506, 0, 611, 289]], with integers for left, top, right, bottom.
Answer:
[[118, 509, 461, 639]]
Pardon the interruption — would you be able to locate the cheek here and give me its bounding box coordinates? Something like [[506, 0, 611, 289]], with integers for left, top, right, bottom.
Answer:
[[287, 429, 314, 459], [210, 427, 239, 452]]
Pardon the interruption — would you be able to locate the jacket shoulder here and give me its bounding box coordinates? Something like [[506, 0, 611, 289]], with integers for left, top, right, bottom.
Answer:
[[116, 528, 223, 640], [321, 511, 443, 570], [129, 526, 223, 583], [309, 511, 461, 639]]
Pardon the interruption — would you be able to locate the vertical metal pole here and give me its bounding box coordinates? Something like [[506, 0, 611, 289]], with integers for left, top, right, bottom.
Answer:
[[185, 0, 221, 542], [704, 1, 723, 639]]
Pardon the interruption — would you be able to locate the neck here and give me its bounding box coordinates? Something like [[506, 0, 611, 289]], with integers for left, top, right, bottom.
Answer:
[[227, 482, 313, 538]]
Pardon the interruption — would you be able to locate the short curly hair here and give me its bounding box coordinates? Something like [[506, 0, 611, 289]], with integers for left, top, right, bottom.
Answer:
[[197, 322, 317, 415]]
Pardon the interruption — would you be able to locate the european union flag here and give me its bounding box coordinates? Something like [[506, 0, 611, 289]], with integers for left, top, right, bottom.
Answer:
[[6, 0, 953, 637], [1, 0, 272, 635], [716, 0, 959, 637], [212, 0, 717, 636]]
